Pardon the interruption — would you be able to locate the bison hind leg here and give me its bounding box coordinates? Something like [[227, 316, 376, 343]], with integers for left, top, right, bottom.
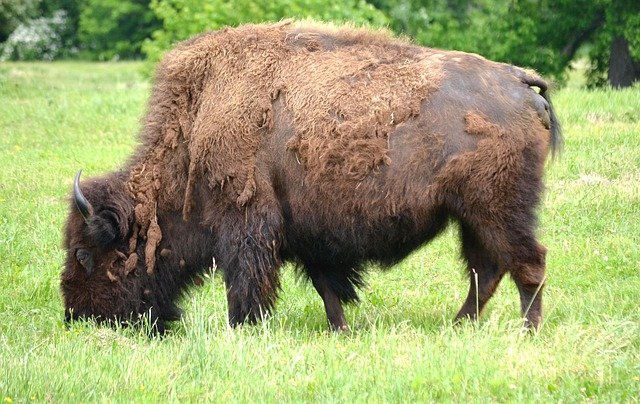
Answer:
[[511, 242, 547, 330], [454, 223, 506, 323], [453, 214, 547, 330]]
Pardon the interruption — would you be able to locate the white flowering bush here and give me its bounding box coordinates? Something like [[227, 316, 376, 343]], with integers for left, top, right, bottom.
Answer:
[[1, 10, 68, 61]]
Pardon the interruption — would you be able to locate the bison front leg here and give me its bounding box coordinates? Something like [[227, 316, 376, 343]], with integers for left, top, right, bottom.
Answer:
[[219, 205, 284, 327], [309, 271, 349, 331]]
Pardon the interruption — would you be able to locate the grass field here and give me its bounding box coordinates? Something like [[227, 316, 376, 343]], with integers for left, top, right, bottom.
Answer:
[[1, 61, 639, 402]]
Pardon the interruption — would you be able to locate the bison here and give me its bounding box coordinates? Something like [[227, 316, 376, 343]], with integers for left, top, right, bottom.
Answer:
[[61, 21, 561, 334]]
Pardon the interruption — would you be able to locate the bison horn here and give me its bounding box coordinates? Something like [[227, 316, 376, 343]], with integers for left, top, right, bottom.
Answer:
[[73, 170, 94, 222]]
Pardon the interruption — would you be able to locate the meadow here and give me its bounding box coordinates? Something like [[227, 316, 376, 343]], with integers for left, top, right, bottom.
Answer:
[[1, 61, 639, 402]]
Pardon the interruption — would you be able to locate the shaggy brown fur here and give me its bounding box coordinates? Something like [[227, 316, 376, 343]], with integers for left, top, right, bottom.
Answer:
[[61, 21, 560, 333], [124, 21, 444, 282]]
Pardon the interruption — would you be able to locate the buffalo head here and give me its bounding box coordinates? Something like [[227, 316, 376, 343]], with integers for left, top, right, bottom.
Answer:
[[61, 171, 177, 334]]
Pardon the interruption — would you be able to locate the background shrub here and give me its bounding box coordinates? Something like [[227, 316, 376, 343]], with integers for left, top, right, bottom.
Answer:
[[0, 0, 41, 43], [1, 10, 70, 61]]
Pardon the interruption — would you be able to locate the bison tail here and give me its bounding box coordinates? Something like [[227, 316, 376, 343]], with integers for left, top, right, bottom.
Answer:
[[517, 70, 563, 159], [538, 84, 563, 159]]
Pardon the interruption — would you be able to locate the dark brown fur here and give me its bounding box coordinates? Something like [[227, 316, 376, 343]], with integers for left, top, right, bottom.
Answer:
[[61, 21, 561, 333]]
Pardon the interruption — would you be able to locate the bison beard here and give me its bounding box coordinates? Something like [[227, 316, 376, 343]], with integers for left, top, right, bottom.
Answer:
[[61, 20, 561, 333]]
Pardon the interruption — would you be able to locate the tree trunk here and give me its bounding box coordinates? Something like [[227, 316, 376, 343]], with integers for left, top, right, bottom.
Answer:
[[608, 35, 640, 88], [562, 13, 604, 61]]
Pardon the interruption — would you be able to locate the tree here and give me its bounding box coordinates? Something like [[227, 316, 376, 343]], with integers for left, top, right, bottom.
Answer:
[[586, 0, 640, 87]]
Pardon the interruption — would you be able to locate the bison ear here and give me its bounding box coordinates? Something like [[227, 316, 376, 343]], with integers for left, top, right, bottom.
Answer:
[[86, 208, 129, 247], [74, 170, 133, 248]]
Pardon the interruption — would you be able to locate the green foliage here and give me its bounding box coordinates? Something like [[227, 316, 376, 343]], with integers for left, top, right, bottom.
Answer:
[[374, 0, 572, 81], [78, 0, 160, 60], [143, 0, 389, 67], [42, 0, 82, 51]]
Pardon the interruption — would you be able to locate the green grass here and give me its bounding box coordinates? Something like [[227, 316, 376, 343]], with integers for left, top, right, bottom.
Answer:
[[1, 61, 639, 402]]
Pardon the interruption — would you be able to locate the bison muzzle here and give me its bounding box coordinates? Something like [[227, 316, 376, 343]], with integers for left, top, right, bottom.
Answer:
[[61, 21, 561, 334]]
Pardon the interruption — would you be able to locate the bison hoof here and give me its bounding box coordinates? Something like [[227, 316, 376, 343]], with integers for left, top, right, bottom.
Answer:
[[521, 316, 542, 333], [329, 323, 350, 333]]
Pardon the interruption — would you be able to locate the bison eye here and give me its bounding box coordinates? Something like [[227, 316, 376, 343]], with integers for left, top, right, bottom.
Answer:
[[75, 248, 94, 276]]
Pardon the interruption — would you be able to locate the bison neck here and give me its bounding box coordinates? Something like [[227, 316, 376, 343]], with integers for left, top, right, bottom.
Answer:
[[142, 211, 217, 319]]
